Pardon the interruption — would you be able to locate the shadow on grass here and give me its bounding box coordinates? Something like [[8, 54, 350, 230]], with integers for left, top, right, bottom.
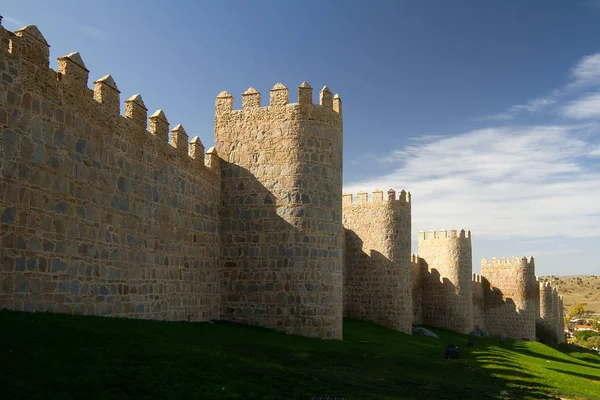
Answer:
[[556, 343, 600, 365], [546, 367, 600, 382], [0, 310, 571, 400], [510, 342, 600, 370]]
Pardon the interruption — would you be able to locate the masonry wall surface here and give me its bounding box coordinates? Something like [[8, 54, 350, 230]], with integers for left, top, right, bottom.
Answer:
[[214, 85, 344, 339], [0, 24, 221, 321], [417, 230, 473, 333], [411, 255, 424, 325], [480, 257, 537, 340], [539, 283, 557, 343], [472, 274, 485, 330], [342, 190, 412, 333]]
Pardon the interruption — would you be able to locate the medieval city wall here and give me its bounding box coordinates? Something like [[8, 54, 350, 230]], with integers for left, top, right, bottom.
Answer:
[[538, 282, 557, 343], [480, 257, 537, 340], [342, 189, 412, 334], [472, 274, 485, 330], [416, 229, 473, 333], [0, 24, 221, 321], [557, 295, 565, 344], [0, 19, 569, 343], [213, 84, 344, 339], [411, 254, 424, 325]]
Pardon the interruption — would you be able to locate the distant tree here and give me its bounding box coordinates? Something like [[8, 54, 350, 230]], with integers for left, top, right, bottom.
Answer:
[[583, 335, 600, 350], [568, 302, 585, 319], [574, 330, 599, 343]]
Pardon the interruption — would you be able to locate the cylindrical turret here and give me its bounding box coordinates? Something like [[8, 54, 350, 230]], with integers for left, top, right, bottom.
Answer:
[[215, 83, 343, 339], [539, 282, 556, 343], [480, 256, 537, 340], [417, 229, 473, 333]]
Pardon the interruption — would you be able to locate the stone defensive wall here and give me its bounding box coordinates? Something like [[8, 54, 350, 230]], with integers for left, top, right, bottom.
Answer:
[[0, 23, 221, 320], [342, 189, 412, 333], [414, 229, 473, 333], [411, 254, 424, 325], [213, 83, 344, 339], [480, 257, 538, 340], [538, 282, 564, 344], [472, 273, 485, 330]]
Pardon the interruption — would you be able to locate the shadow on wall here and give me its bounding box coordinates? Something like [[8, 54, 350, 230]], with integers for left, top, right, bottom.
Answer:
[[415, 261, 463, 331], [218, 160, 343, 339], [481, 278, 537, 341], [413, 260, 538, 340], [343, 229, 400, 330]]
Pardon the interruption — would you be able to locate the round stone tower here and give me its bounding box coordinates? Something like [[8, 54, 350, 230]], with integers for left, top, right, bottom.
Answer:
[[417, 229, 473, 334], [214, 82, 343, 339], [539, 282, 556, 343], [480, 256, 538, 340]]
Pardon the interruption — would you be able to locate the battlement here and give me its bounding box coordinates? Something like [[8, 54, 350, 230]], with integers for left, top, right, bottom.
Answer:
[[418, 229, 471, 241], [472, 273, 482, 283], [540, 281, 553, 290], [1, 22, 220, 179], [480, 256, 534, 269], [411, 254, 422, 265], [215, 82, 342, 116], [342, 189, 411, 205]]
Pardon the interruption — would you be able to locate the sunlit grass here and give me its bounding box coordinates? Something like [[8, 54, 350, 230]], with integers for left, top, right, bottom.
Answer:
[[0, 310, 598, 399]]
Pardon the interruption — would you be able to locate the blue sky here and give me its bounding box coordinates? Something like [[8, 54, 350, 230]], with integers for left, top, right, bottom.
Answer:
[[4, 1, 600, 276]]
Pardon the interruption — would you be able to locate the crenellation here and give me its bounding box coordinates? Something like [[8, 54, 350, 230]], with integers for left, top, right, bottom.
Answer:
[[342, 189, 411, 204], [93, 75, 120, 115], [298, 81, 313, 104], [333, 93, 342, 114], [387, 188, 396, 201], [357, 191, 368, 203], [215, 90, 234, 114], [372, 189, 384, 202], [270, 82, 288, 106], [149, 109, 169, 141], [205, 146, 220, 172], [13, 25, 49, 68], [342, 193, 353, 205], [57, 52, 89, 87], [189, 136, 205, 165], [242, 87, 261, 109], [124, 94, 148, 129], [170, 124, 189, 155], [320, 86, 333, 108]]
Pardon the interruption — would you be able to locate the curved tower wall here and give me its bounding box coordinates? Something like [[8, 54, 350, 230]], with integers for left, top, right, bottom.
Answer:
[[557, 295, 565, 344], [472, 274, 485, 330], [552, 288, 564, 344], [480, 257, 537, 340], [539, 282, 556, 343], [214, 84, 343, 339], [342, 190, 412, 333], [417, 230, 473, 333]]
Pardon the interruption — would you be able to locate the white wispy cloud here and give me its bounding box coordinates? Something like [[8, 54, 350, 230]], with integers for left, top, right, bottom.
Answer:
[[568, 53, 600, 89], [562, 92, 600, 119], [344, 123, 600, 240], [482, 51, 600, 121], [2, 16, 24, 28], [482, 96, 557, 121]]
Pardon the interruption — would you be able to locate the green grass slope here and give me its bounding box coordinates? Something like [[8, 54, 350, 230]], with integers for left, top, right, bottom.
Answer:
[[0, 310, 598, 400]]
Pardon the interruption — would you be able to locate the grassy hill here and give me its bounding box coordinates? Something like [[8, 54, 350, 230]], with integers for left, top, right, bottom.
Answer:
[[0, 310, 599, 400], [540, 275, 600, 314]]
